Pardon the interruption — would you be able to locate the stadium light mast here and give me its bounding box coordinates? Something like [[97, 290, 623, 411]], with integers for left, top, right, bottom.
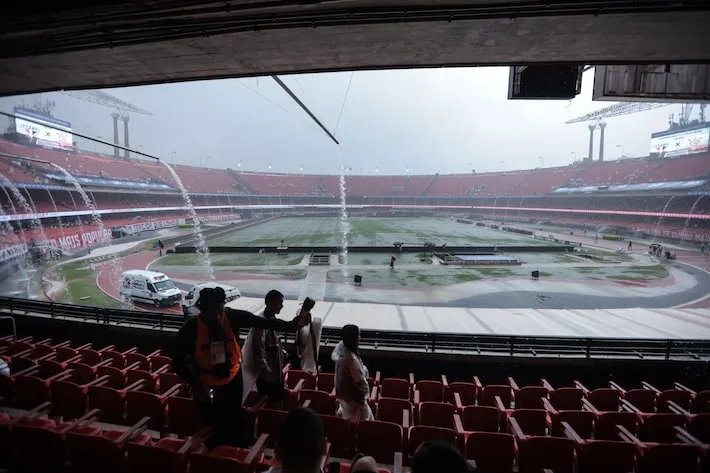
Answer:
[[61, 90, 152, 161], [566, 101, 669, 162]]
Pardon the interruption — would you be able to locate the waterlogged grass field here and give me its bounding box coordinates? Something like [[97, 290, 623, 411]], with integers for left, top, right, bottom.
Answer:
[[151, 217, 672, 290], [205, 216, 562, 247]]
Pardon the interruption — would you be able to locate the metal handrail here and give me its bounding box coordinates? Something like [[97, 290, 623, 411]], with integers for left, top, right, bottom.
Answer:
[[0, 296, 707, 361], [0, 315, 17, 340]]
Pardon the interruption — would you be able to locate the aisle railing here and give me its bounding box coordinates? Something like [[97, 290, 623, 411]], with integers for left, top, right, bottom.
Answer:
[[0, 296, 707, 361]]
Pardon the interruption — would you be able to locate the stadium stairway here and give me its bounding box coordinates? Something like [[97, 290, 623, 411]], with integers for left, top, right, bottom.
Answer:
[[2, 335, 710, 472]]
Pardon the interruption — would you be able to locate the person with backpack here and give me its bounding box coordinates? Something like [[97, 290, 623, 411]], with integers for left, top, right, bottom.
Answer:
[[171, 286, 309, 450]]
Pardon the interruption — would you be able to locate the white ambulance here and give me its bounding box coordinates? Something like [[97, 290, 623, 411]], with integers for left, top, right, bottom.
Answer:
[[119, 270, 182, 308]]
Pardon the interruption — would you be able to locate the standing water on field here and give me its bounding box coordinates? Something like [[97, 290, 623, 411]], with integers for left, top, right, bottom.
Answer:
[[160, 161, 214, 280]]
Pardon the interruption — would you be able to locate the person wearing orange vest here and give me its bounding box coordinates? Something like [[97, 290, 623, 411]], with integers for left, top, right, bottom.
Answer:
[[171, 286, 309, 450]]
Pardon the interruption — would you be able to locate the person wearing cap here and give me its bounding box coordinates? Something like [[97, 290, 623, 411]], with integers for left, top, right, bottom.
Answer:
[[171, 286, 309, 450]]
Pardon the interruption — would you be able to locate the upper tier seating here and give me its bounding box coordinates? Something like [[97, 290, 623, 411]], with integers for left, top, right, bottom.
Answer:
[[645, 153, 710, 182], [0, 139, 156, 182], [240, 173, 331, 196], [1, 139, 709, 197]]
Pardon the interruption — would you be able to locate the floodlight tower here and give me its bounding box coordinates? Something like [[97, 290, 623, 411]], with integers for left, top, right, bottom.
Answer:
[[61, 90, 152, 161], [566, 102, 670, 161]]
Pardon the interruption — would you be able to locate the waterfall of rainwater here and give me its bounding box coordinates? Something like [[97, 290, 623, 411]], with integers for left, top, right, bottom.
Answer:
[[0, 210, 30, 297], [66, 190, 88, 235], [44, 188, 71, 303], [491, 197, 498, 221], [517, 197, 526, 222], [654, 195, 679, 239], [0, 173, 49, 246], [160, 161, 214, 280], [51, 164, 129, 306], [44, 189, 66, 239], [338, 164, 351, 284], [679, 195, 705, 244], [0, 186, 27, 244]]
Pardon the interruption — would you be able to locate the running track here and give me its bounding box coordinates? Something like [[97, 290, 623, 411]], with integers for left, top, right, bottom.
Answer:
[[95, 249, 183, 314]]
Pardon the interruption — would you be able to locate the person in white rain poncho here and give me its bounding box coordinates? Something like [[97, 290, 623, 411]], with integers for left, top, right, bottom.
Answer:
[[332, 324, 374, 421], [296, 310, 322, 374]]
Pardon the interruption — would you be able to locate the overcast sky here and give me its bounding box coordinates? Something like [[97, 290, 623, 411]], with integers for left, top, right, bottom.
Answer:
[[0, 67, 679, 175]]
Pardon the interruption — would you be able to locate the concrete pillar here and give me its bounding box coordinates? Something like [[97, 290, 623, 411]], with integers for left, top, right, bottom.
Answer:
[[111, 112, 120, 160], [598, 122, 607, 161], [121, 115, 130, 161], [587, 123, 596, 161]]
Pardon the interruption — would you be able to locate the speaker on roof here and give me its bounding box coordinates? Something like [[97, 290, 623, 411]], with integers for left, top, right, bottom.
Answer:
[[508, 65, 583, 100]]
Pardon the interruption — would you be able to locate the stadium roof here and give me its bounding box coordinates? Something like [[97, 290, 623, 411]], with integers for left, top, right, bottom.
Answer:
[[0, 1, 709, 96]]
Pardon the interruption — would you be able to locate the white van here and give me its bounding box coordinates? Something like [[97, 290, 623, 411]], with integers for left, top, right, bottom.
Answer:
[[119, 270, 182, 308], [182, 282, 241, 317]]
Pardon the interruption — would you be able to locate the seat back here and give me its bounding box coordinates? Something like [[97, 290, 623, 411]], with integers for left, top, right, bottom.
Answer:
[[256, 408, 287, 446], [462, 405, 500, 433], [88, 385, 126, 424], [576, 440, 637, 473], [66, 431, 125, 473], [319, 414, 350, 458], [418, 402, 454, 429], [97, 365, 125, 389], [689, 413, 710, 443], [124, 353, 150, 371], [415, 380, 443, 403], [300, 389, 338, 415], [639, 413, 686, 443], [515, 386, 549, 409], [408, 426, 456, 458], [286, 370, 316, 390], [380, 378, 410, 400], [464, 432, 515, 473], [552, 410, 594, 439], [446, 382, 477, 406], [126, 442, 182, 473], [518, 436, 575, 473], [101, 351, 126, 369], [510, 409, 548, 437], [551, 387, 584, 410], [480, 385, 512, 408], [50, 380, 87, 419], [658, 389, 691, 412], [692, 390, 710, 414], [625, 389, 657, 413], [67, 362, 96, 385], [588, 388, 620, 412], [159, 372, 189, 397], [168, 396, 202, 437], [125, 391, 165, 430], [317, 373, 335, 393], [126, 369, 157, 393], [189, 447, 254, 473], [14, 374, 49, 409], [12, 425, 66, 473], [377, 397, 413, 426], [595, 412, 638, 440], [636, 444, 700, 473], [356, 420, 404, 464]]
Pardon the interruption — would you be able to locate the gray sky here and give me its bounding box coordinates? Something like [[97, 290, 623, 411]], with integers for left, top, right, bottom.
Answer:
[[0, 67, 677, 175]]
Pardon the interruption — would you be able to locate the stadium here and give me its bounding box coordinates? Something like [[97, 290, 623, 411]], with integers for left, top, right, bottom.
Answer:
[[1, 5, 710, 472]]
